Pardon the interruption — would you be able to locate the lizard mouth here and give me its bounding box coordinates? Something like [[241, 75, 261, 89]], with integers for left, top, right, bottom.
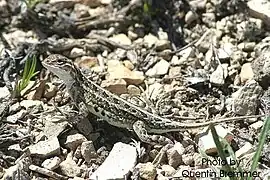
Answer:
[[42, 61, 75, 84]]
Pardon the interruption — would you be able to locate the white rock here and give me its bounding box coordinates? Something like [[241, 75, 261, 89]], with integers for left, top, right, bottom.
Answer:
[[126, 50, 138, 63], [235, 142, 253, 158], [123, 60, 134, 70], [8, 144, 23, 155], [217, 48, 230, 60], [110, 33, 132, 45], [6, 110, 27, 123], [101, 79, 127, 94], [90, 142, 137, 180], [16, 128, 29, 137], [2, 165, 20, 180], [100, 0, 113, 5], [185, 10, 198, 24], [222, 42, 234, 56], [43, 115, 69, 139], [134, 38, 143, 44], [210, 64, 228, 85], [135, 162, 157, 180], [64, 133, 87, 151], [9, 102, 20, 112], [169, 66, 181, 77], [42, 157, 61, 170], [250, 120, 264, 131], [156, 40, 171, 51], [29, 137, 60, 158], [107, 59, 121, 67], [190, 0, 207, 9], [20, 100, 43, 109], [161, 165, 175, 176], [171, 55, 179, 65], [70, 47, 84, 57], [2, 30, 38, 47], [182, 154, 194, 166], [144, 34, 159, 48], [158, 30, 168, 40], [240, 63, 254, 83], [128, 30, 138, 40], [107, 60, 144, 85], [146, 59, 170, 77], [59, 152, 82, 177], [0, 86, 10, 99]]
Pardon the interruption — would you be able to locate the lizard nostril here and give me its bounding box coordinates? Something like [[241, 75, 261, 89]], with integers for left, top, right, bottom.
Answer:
[[101, 110, 106, 116], [94, 106, 99, 112]]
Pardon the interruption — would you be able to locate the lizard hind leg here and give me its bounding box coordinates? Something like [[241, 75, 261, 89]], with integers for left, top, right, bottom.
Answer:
[[133, 121, 173, 146]]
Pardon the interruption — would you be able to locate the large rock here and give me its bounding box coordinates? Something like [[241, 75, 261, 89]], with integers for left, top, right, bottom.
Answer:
[[232, 80, 263, 115], [90, 142, 137, 180], [252, 48, 270, 89], [29, 137, 60, 158]]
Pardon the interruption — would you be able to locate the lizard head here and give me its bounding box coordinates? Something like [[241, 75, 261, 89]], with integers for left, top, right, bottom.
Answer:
[[42, 54, 80, 87]]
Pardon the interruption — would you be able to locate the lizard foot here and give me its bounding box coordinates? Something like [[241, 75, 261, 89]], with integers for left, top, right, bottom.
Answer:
[[133, 120, 173, 145]]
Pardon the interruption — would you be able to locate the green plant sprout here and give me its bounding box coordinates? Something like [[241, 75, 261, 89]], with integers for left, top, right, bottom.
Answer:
[[248, 115, 270, 180], [15, 55, 39, 97], [22, 0, 42, 8]]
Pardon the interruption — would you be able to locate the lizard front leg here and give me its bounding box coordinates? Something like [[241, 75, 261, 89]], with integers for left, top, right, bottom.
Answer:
[[133, 121, 173, 145]]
